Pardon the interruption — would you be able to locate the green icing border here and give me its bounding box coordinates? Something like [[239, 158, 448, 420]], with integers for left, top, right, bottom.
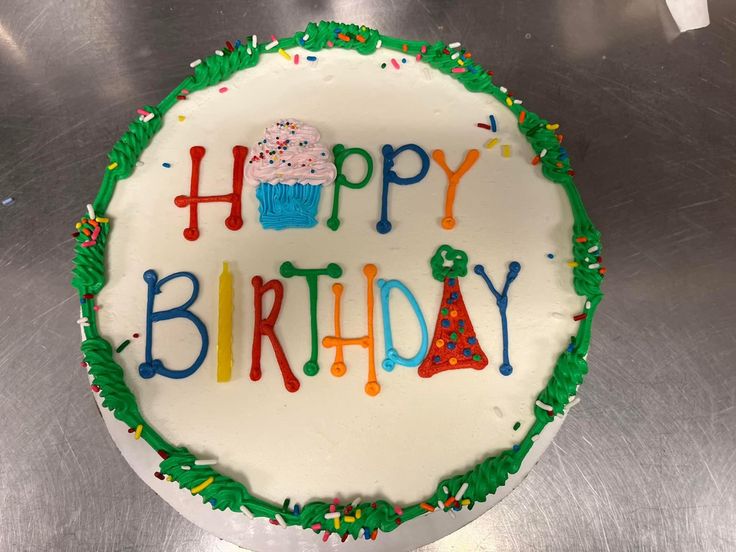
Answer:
[[72, 21, 604, 539]]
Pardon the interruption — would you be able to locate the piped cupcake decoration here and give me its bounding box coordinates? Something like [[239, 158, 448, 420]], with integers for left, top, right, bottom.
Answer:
[[246, 120, 336, 230]]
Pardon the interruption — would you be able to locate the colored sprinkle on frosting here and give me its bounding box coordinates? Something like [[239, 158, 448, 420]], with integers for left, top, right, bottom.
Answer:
[[115, 339, 131, 353]]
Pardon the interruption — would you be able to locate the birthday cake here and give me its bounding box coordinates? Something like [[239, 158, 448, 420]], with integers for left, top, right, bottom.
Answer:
[[72, 21, 604, 548]]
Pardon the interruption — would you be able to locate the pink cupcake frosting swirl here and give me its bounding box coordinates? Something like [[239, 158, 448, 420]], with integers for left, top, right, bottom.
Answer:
[[245, 120, 336, 187]]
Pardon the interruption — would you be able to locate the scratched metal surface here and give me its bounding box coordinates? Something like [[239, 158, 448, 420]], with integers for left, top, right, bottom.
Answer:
[[1, 1, 735, 551]]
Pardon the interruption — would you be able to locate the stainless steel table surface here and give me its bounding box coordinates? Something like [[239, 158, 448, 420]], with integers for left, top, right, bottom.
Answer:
[[1, 1, 734, 551]]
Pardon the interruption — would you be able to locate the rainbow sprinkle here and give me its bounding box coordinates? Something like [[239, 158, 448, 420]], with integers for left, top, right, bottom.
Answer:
[[191, 476, 214, 495]]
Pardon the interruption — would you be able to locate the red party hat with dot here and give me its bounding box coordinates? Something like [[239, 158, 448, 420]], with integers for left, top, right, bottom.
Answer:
[[418, 245, 488, 378]]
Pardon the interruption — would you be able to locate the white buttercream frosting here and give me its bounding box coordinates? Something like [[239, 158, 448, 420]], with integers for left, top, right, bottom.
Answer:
[[97, 48, 584, 506], [244, 119, 336, 186]]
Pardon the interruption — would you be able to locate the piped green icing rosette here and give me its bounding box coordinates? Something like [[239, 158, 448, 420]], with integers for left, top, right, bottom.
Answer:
[[72, 20, 604, 541]]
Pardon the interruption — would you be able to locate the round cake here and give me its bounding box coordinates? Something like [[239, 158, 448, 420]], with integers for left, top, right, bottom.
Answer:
[[72, 21, 605, 550]]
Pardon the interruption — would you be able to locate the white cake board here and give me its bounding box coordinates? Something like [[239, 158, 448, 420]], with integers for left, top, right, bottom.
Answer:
[[94, 389, 564, 552]]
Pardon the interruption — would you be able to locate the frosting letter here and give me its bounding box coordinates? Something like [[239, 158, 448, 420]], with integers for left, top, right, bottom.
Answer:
[[279, 261, 343, 376], [323, 264, 380, 396], [139, 269, 209, 380], [251, 276, 300, 393], [174, 145, 248, 241], [431, 149, 480, 230], [418, 245, 488, 378], [377, 278, 429, 372], [217, 262, 233, 382], [473, 262, 521, 376], [376, 144, 430, 234], [327, 144, 374, 231]]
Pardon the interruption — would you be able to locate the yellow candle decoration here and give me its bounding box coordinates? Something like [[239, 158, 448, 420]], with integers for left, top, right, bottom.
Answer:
[[217, 262, 233, 382]]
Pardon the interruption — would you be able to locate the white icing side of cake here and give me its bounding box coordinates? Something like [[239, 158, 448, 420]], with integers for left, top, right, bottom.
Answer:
[[97, 47, 583, 505]]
